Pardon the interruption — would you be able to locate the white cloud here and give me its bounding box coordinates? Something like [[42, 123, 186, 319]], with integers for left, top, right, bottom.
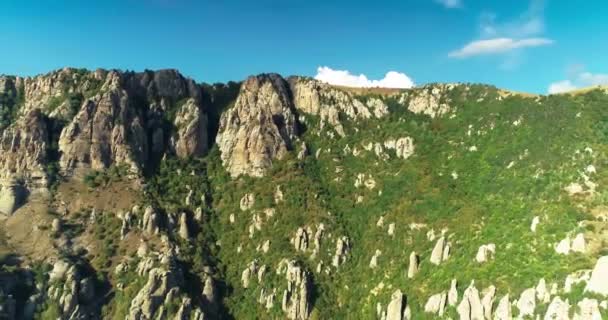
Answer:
[[547, 71, 608, 94], [436, 0, 462, 9], [314, 66, 415, 89], [548, 80, 577, 94], [450, 0, 551, 61], [448, 37, 552, 58]]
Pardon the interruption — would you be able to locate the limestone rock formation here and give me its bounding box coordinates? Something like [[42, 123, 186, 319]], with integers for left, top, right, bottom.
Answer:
[[279, 260, 313, 320], [289, 77, 389, 137], [544, 296, 570, 320], [407, 251, 419, 278], [493, 295, 511, 320], [457, 282, 484, 320], [403, 84, 455, 118], [424, 292, 447, 316], [516, 287, 536, 318], [386, 289, 410, 320], [216, 74, 299, 177], [0, 110, 49, 215], [475, 244, 496, 263], [171, 98, 208, 158], [430, 236, 450, 265], [586, 256, 608, 295]]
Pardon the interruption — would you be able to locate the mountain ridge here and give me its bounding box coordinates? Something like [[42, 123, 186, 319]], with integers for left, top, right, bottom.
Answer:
[[1, 67, 608, 319]]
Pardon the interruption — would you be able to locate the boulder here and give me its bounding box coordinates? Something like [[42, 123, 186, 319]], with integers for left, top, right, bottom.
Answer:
[[430, 236, 450, 265], [574, 298, 602, 320]]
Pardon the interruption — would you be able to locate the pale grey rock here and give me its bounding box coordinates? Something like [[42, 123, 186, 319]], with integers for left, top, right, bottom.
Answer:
[[370, 249, 382, 269], [448, 279, 459, 306], [481, 285, 496, 320], [404, 84, 453, 118], [240, 193, 255, 211], [386, 289, 409, 320], [573, 298, 602, 320], [586, 256, 608, 296], [51, 218, 62, 233], [572, 233, 586, 253], [544, 296, 569, 320], [430, 236, 450, 265], [171, 98, 208, 158], [425, 292, 447, 316], [536, 278, 550, 304], [178, 212, 189, 239], [280, 260, 312, 320], [493, 295, 511, 320], [332, 236, 351, 268], [476, 244, 496, 263], [407, 252, 419, 279], [457, 281, 484, 320], [517, 288, 536, 318], [216, 74, 299, 177], [142, 206, 160, 235], [294, 227, 309, 252]]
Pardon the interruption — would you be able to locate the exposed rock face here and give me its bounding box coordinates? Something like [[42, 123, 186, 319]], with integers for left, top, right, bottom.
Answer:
[[493, 295, 511, 320], [216, 74, 299, 177], [544, 296, 570, 320], [332, 236, 351, 268], [0, 110, 49, 215], [58, 83, 148, 175], [279, 260, 313, 320], [46, 260, 97, 319], [586, 256, 608, 295], [403, 84, 454, 118], [171, 98, 208, 158], [128, 248, 207, 320], [574, 298, 602, 320], [516, 287, 536, 318], [289, 77, 389, 137], [457, 282, 484, 320], [386, 289, 410, 320], [424, 292, 447, 316]]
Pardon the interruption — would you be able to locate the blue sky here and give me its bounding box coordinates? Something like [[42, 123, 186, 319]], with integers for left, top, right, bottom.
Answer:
[[1, 0, 607, 94]]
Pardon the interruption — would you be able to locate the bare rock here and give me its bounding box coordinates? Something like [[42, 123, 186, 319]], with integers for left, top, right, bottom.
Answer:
[[216, 74, 299, 177], [407, 252, 419, 279], [171, 98, 208, 158], [493, 294, 511, 320], [544, 296, 570, 320], [586, 256, 608, 296]]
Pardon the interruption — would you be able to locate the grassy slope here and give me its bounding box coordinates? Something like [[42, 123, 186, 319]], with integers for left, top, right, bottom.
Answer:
[[205, 87, 608, 319]]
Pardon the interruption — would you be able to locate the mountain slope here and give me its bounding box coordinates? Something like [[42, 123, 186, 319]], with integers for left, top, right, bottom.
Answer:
[[1, 68, 608, 319]]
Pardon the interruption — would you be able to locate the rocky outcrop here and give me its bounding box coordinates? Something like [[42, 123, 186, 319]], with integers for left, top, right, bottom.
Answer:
[[128, 247, 207, 320], [457, 282, 484, 320], [46, 259, 97, 319], [0, 110, 49, 215], [171, 98, 208, 158], [407, 252, 419, 278], [216, 74, 299, 177], [430, 236, 450, 265], [401, 84, 455, 118], [289, 77, 388, 137], [385, 289, 410, 320], [58, 81, 148, 175], [586, 256, 608, 295], [279, 260, 313, 320]]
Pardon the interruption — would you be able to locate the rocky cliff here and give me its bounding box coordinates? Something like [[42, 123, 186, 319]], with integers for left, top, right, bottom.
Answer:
[[2, 68, 608, 320]]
